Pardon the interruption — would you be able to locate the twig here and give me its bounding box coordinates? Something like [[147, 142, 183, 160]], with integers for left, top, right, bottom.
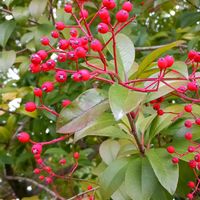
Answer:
[[5, 176, 65, 200], [135, 44, 187, 51], [48, 0, 55, 25], [185, 0, 199, 9]]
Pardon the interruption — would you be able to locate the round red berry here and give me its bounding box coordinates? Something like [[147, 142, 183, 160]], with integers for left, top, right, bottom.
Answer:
[[31, 54, 41, 65], [185, 132, 192, 140], [29, 63, 41, 73], [41, 37, 50, 46], [79, 9, 88, 19], [153, 103, 160, 110], [64, 4, 72, 13], [194, 52, 200, 62], [75, 47, 86, 58], [72, 72, 81, 82], [44, 166, 51, 173], [25, 102, 36, 112], [34, 88, 42, 97], [184, 120, 193, 128], [172, 157, 179, 164], [17, 132, 30, 143], [91, 39, 102, 52], [97, 22, 109, 34], [189, 160, 196, 168], [165, 55, 174, 68], [59, 159, 66, 165], [55, 21, 65, 30], [187, 193, 193, 199], [62, 100, 71, 107], [187, 81, 198, 91], [122, 1, 133, 12], [34, 168, 41, 174], [195, 118, 200, 125], [103, 0, 116, 10], [167, 146, 175, 154], [157, 109, 164, 116], [37, 50, 48, 60], [188, 181, 195, 188], [55, 71, 67, 82], [51, 30, 60, 38], [45, 177, 53, 184], [46, 59, 56, 69], [79, 69, 90, 81], [194, 154, 200, 162], [184, 104, 192, 112], [57, 53, 67, 62], [73, 152, 80, 159], [87, 185, 93, 190], [188, 146, 195, 153], [188, 50, 197, 60], [70, 29, 78, 37], [59, 39, 70, 50], [116, 9, 129, 22], [32, 144, 43, 154], [99, 8, 110, 20], [41, 82, 54, 93], [39, 175, 45, 181], [157, 57, 167, 70]]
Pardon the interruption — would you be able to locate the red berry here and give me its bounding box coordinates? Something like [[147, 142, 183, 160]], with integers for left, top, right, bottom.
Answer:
[[194, 52, 200, 62], [41, 82, 54, 93], [34, 88, 42, 97], [184, 120, 193, 128], [67, 51, 78, 61], [99, 8, 110, 20], [188, 50, 197, 60], [122, 1, 133, 12], [34, 168, 41, 174], [29, 63, 41, 73], [44, 166, 51, 173], [55, 21, 65, 30], [59, 39, 70, 50], [37, 50, 48, 60], [55, 71, 67, 82], [46, 59, 56, 69], [188, 181, 195, 188], [57, 53, 67, 62], [51, 30, 60, 38], [189, 160, 196, 168], [41, 37, 50, 46], [91, 39, 102, 52], [184, 104, 192, 112], [79, 9, 88, 19], [157, 109, 164, 116], [116, 9, 129, 22], [165, 55, 174, 68], [87, 185, 93, 190], [39, 175, 45, 181], [185, 132, 192, 140], [188, 146, 195, 153], [32, 144, 43, 154], [45, 177, 53, 184], [103, 0, 116, 10], [187, 81, 198, 91], [59, 159, 66, 165], [167, 146, 175, 154], [34, 154, 41, 160], [97, 22, 109, 34], [31, 54, 41, 65], [157, 57, 167, 70], [79, 69, 90, 81], [36, 158, 43, 164], [195, 118, 200, 125], [25, 102, 36, 112], [73, 152, 80, 159], [172, 157, 179, 164], [80, 36, 88, 45], [187, 193, 193, 199], [153, 103, 160, 110], [70, 29, 78, 37], [75, 47, 86, 58], [62, 100, 71, 107], [177, 85, 187, 93], [194, 154, 200, 162], [72, 72, 81, 82], [64, 4, 72, 13], [17, 132, 30, 143]]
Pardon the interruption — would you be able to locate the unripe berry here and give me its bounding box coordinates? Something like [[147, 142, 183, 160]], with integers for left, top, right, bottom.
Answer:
[[187, 81, 198, 91], [41, 37, 50, 46], [99, 8, 110, 20], [187, 193, 193, 200], [103, 0, 116, 10], [91, 39, 102, 52], [79, 69, 90, 81], [122, 1, 133, 12], [75, 47, 86, 58], [189, 160, 196, 168], [41, 82, 54, 93], [37, 50, 48, 60], [157, 57, 167, 70], [64, 4, 72, 13], [194, 154, 200, 162], [55, 21, 65, 30], [29, 63, 41, 73], [55, 71, 67, 83], [184, 104, 192, 112], [116, 10, 129, 22], [165, 55, 174, 68], [39, 175, 45, 181], [167, 146, 175, 154], [79, 9, 88, 19], [188, 50, 197, 60], [34, 88, 42, 97], [34, 168, 41, 174], [195, 118, 200, 125], [185, 132, 192, 140], [97, 22, 109, 34], [62, 100, 71, 107], [188, 181, 195, 188], [31, 54, 41, 65], [188, 146, 195, 153], [46, 59, 56, 69], [73, 152, 80, 159], [25, 102, 36, 112], [59, 39, 70, 50], [59, 159, 66, 165], [57, 53, 67, 62], [172, 157, 179, 164], [184, 120, 193, 128], [17, 132, 30, 143], [32, 144, 42, 154], [70, 29, 78, 37], [51, 30, 60, 38], [157, 109, 164, 116]]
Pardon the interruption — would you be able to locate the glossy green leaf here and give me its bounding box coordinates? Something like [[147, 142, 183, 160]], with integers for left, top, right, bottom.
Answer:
[[99, 158, 129, 199], [170, 61, 189, 78], [13, 7, 29, 23], [112, 183, 131, 200], [125, 157, 157, 200], [99, 139, 120, 165], [146, 148, 179, 195], [57, 89, 109, 133], [29, 0, 48, 19], [0, 20, 16, 48], [0, 50, 16, 73], [109, 84, 146, 120]]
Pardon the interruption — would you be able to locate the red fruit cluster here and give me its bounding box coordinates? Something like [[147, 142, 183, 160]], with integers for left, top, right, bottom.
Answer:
[[157, 55, 174, 70]]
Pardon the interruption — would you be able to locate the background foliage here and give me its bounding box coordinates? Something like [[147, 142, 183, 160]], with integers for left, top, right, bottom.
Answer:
[[0, 0, 200, 199]]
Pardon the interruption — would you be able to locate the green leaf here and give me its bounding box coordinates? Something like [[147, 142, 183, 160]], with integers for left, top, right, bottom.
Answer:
[[109, 84, 146, 120], [0, 20, 16, 48], [0, 50, 16, 73], [125, 157, 157, 200], [170, 61, 189, 78], [112, 183, 131, 200], [99, 139, 120, 165], [29, 0, 48, 19], [99, 158, 129, 199], [146, 148, 179, 195], [13, 7, 29, 23], [133, 40, 185, 78], [56, 89, 109, 133], [44, 148, 68, 156], [0, 127, 11, 142]]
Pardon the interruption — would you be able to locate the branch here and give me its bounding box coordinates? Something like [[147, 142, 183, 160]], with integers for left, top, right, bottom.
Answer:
[[185, 0, 199, 9], [5, 176, 65, 200], [135, 44, 187, 51]]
